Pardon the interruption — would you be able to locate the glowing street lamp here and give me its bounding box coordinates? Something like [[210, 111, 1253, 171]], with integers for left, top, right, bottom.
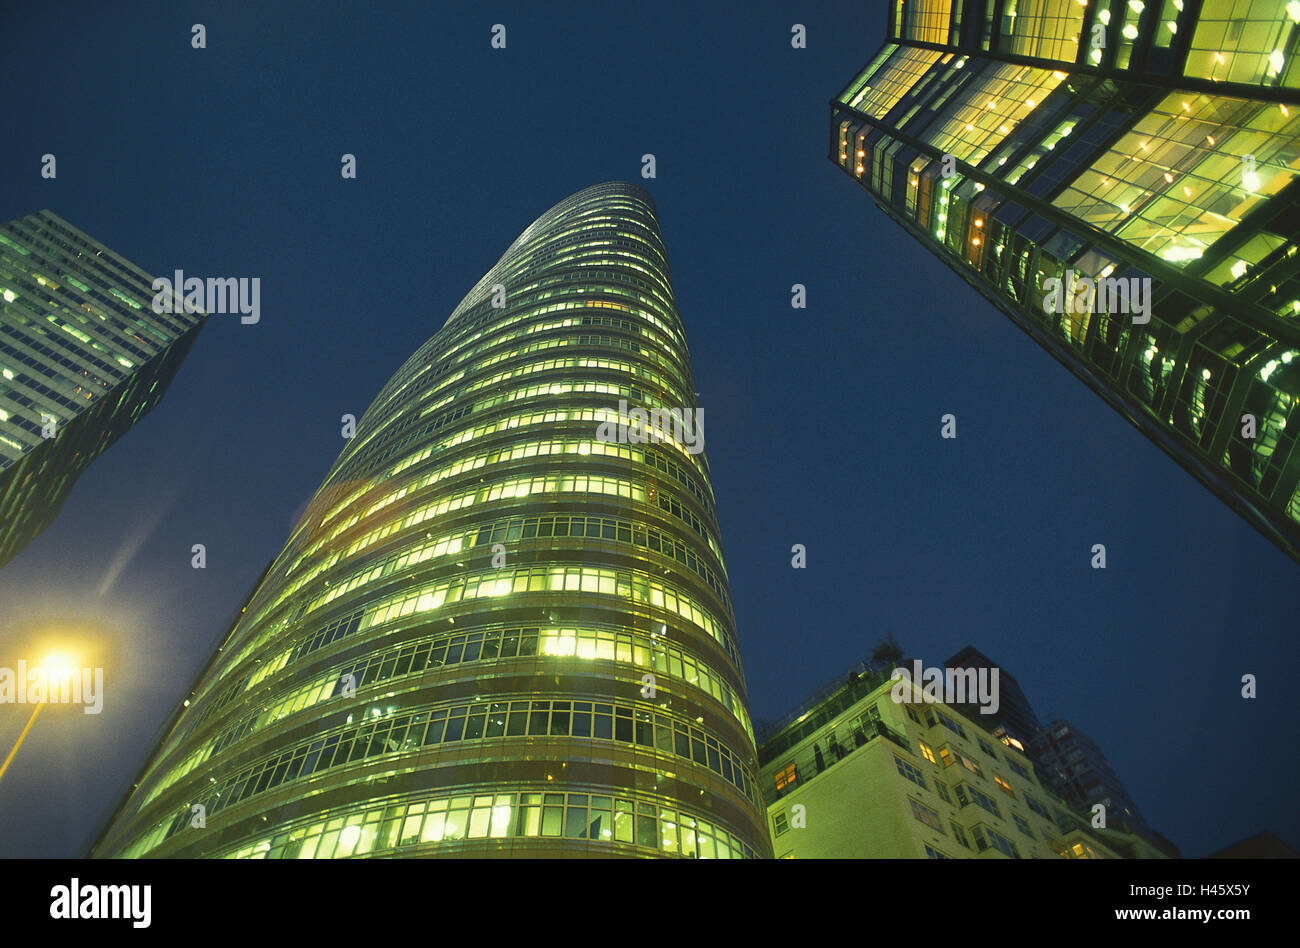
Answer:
[[0, 651, 79, 785]]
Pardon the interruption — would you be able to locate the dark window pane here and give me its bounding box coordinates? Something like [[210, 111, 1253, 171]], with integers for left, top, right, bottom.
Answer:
[[464, 712, 485, 740], [444, 715, 465, 742], [615, 714, 633, 743]]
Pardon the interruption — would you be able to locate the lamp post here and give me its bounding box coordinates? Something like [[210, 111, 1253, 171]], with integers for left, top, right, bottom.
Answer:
[[0, 652, 76, 785]]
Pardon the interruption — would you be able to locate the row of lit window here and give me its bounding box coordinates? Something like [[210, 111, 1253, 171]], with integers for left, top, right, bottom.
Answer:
[[154, 618, 756, 805], [340, 466, 721, 565], [349, 370, 684, 490], [1, 224, 190, 343], [149, 611, 759, 809], [234, 545, 739, 690], [0, 261, 156, 372], [352, 301, 687, 460], [473, 513, 728, 606], [421, 402, 706, 474], [220, 788, 759, 860], [350, 562, 735, 660], [151, 695, 758, 847], [296, 408, 698, 565], [288, 460, 721, 633], [437, 327, 689, 399], [440, 269, 681, 354], [246, 461, 724, 662]]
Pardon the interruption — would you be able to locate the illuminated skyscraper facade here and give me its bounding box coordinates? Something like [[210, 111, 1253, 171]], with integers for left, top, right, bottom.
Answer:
[[0, 211, 204, 567], [90, 182, 770, 859], [832, 0, 1300, 561]]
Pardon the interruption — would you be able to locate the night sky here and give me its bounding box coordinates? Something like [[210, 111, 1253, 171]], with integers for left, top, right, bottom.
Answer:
[[1, 1, 1296, 859]]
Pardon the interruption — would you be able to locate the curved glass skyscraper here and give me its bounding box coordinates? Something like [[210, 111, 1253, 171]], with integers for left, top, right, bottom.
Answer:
[[90, 182, 770, 859]]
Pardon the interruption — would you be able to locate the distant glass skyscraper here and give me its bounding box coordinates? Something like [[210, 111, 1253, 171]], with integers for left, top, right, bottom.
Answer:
[[90, 182, 769, 859], [831, 1, 1300, 561], [0, 211, 204, 567], [944, 645, 1041, 745], [1029, 718, 1151, 837]]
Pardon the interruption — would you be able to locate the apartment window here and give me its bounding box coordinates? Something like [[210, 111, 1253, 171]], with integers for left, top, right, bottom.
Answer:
[[1025, 795, 1050, 819], [1006, 757, 1032, 780], [984, 827, 1020, 858], [934, 780, 952, 805], [910, 798, 945, 832], [977, 737, 998, 757], [924, 844, 951, 859], [959, 754, 984, 778], [894, 755, 928, 789], [950, 821, 971, 849], [905, 705, 922, 725], [775, 763, 798, 793], [938, 713, 965, 738], [773, 812, 790, 837], [1013, 814, 1034, 839], [938, 747, 955, 767], [919, 741, 937, 764], [994, 775, 1014, 797], [964, 785, 1001, 818]]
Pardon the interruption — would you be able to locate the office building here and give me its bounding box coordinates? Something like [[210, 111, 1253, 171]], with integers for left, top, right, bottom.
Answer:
[[0, 211, 204, 567], [830, 0, 1300, 561], [944, 644, 1042, 744], [1029, 717, 1151, 835], [88, 182, 770, 859]]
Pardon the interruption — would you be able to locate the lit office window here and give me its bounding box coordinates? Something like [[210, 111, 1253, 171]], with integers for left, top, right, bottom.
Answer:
[[900, 0, 954, 44], [1186, 0, 1300, 87], [1052, 91, 1300, 262], [842, 46, 945, 119], [924, 63, 1064, 165], [1002, 0, 1088, 61]]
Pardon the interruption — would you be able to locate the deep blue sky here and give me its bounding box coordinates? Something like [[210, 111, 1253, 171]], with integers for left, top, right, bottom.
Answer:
[[0, 1, 1295, 859]]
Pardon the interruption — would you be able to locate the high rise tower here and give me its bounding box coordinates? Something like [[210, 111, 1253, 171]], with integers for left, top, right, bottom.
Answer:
[[944, 645, 1042, 746], [1029, 719, 1151, 836], [831, 1, 1300, 562], [0, 211, 204, 567], [90, 182, 770, 859]]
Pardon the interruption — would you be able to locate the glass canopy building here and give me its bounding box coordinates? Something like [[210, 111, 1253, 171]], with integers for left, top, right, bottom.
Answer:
[[0, 211, 204, 568], [89, 182, 770, 859], [832, 0, 1300, 562]]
